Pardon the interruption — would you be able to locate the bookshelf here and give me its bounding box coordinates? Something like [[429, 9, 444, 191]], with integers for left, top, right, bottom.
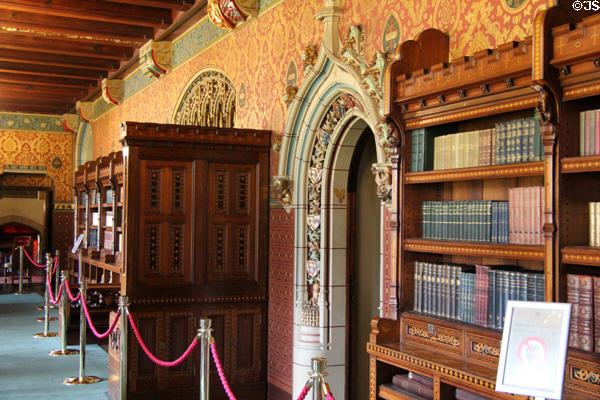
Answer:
[[368, 8, 600, 400]]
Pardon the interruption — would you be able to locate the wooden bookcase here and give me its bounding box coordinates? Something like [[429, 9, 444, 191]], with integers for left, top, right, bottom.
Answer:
[[105, 122, 270, 400], [368, 8, 600, 400]]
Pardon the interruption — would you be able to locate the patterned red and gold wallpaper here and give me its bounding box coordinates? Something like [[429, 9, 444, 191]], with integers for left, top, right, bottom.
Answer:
[[90, 0, 547, 396], [0, 129, 73, 202]]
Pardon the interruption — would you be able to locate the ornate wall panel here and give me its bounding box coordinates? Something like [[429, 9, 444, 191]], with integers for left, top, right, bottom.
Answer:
[[174, 70, 236, 128]]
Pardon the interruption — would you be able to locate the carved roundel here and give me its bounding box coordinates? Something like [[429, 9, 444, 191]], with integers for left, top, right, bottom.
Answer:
[[174, 70, 236, 128]]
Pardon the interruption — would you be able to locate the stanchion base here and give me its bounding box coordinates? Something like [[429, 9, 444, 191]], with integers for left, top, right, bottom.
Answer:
[[14, 291, 26, 296], [35, 305, 44, 311], [36, 317, 58, 322], [33, 332, 58, 338], [49, 349, 79, 356], [63, 376, 102, 385]]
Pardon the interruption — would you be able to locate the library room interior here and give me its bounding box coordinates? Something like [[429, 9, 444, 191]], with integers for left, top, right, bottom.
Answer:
[[1, 0, 600, 399]]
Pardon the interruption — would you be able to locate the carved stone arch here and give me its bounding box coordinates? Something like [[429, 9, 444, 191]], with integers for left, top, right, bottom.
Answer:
[[173, 69, 236, 127]]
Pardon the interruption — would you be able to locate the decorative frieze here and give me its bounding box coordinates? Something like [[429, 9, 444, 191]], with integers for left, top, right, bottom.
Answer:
[[61, 114, 79, 133]]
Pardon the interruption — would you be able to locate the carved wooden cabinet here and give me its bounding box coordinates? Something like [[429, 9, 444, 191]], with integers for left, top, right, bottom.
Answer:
[[108, 122, 270, 400], [368, 7, 600, 400]]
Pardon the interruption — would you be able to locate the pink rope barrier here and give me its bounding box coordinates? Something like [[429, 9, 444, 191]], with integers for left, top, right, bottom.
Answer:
[[48, 279, 63, 305], [128, 313, 198, 367], [81, 300, 121, 339], [0, 247, 16, 261], [23, 248, 57, 273], [326, 393, 335, 400], [64, 279, 81, 302], [295, 383, 310, 400], [210, 341, 238, 400]]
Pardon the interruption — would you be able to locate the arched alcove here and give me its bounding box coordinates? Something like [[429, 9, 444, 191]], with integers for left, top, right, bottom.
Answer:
[[173, 69, 236, 127]]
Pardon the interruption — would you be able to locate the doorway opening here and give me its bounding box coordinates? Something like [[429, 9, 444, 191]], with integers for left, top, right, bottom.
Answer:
[[347, 129, 380, 399]]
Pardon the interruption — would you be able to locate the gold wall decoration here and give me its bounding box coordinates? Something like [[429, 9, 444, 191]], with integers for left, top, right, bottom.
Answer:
[[174, 70, 236, 128], [207, 0, 257, 31]]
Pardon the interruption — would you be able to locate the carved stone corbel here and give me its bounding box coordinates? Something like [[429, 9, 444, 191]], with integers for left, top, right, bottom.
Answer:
[[371, 163, 392, 204], [101, 79, 124, 105], [532, 84, 558, 126], [283, 86, 298, 107], [62, 114, 79, 133], [76, 101, 94, 123], [140, 40, 172, 78], [273, 175, 293, 211], [207, 0, 257, 31]]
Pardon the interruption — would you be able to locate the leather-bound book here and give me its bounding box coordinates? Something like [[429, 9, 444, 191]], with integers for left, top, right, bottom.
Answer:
[[567, 274, 580, 349], [392, 374, 433, 400], [455, 387, 492, 400], [578, 275, 594, 352]]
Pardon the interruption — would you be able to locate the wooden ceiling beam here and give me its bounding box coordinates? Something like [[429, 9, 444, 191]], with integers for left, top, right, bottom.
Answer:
[[103, 0, 194, 11], [0, 49, 121, 71], [0, 61, 107, 80], [0, 97, 73, 108], [0, 33, 133, 60], [0, 0, 172, 28], [0, 90, 80, 103], [0, 102, 69, 114], [0, 72, 97, 89], [0, 10, 153, 45], [0, 82, 87, 97]]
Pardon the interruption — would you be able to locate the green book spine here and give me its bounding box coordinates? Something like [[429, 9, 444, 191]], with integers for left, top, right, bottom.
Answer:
[[435, 202, 441, 240], [515, 119, 523, 163], [435, 264, 441, 317], [526, 118, 534, 162], [488, 270, 496, 329], [527, 273, 536, 301], [459, 201, 466, 241], [422, 202, 428, 238], [411, 130, 418, 171], [485, 200, 492, 242], [501, 271, 509, 329], [499, 122, 507, 164], [535, 117, 544, 160], [414, 261, 422, 312], [508, 120, 516, 164]]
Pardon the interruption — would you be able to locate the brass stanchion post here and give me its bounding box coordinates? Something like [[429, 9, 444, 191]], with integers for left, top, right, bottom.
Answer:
[[119, 296, 128, 400], [64, 281, 101, 384], [51, 250, 60, 309], [310, 357, 327, 400], [15, 246, 24, 295], [198, 318, 212, 400], [49, 270, 79, 356], [33, 254, 57, 338], [37, 252, 57, 321]]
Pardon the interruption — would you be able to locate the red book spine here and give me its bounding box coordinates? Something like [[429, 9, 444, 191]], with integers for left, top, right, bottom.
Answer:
[[392, 374, 434, 400], [594, 277, 600, 353], [567, 274, 580, 349], [579, 275, 594, 352]]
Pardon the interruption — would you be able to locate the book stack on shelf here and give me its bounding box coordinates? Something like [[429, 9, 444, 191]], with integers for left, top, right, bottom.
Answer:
[[508, 186, 544, 245], [411, 117, 542, 172], [567, 274, 600, 353], [380, 372, 434, 399], [591, 202, 600, 247], [580, 109, 600, 156], [414, 262, 544, 330]]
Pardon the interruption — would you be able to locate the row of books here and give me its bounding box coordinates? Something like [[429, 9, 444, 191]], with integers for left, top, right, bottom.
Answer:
[[413, 261, 545, 330], [411, 117, 543, 172], [79, 187, 122, 206], [422, 201, 509, 243], [567, 274, 600, 353], [422, 187, 544, 245], [88, 228, 98, 248], [580, 109, 600, 156], [591, 202, 600, 248], [385, 372, 489, 400]]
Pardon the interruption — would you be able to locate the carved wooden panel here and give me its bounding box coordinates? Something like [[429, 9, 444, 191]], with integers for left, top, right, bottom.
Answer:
[[565, 356, 600, 398], [139, 161, 193, 283], [207, 163, 256, 282], [231, 308, 262, 383], [137, 317, 157, 376], [401, 316, 462, 357], [466, 333, 500, 367]]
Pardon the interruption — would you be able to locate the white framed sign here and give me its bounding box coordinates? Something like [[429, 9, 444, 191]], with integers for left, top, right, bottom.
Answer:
[[496, 301, 571, 399]]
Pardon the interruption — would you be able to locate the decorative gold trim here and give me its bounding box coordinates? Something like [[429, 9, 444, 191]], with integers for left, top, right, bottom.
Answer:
[[366, 343, 497, 391], [471, 341, 500, 358], [132, 295, 266, 305], [407, 325, 460, 347], [404, 240, 545, 260], [55, 202, 75, 211], [0, 26, 139, 46], [405, 98, 538, 129], [572, 367, 600, 386], [564, 84, 600, 99], [533, 10, 545, 81], [562, 249, 600, 266], [562, 156, 600, 173], [406, 162, 544, 184]]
